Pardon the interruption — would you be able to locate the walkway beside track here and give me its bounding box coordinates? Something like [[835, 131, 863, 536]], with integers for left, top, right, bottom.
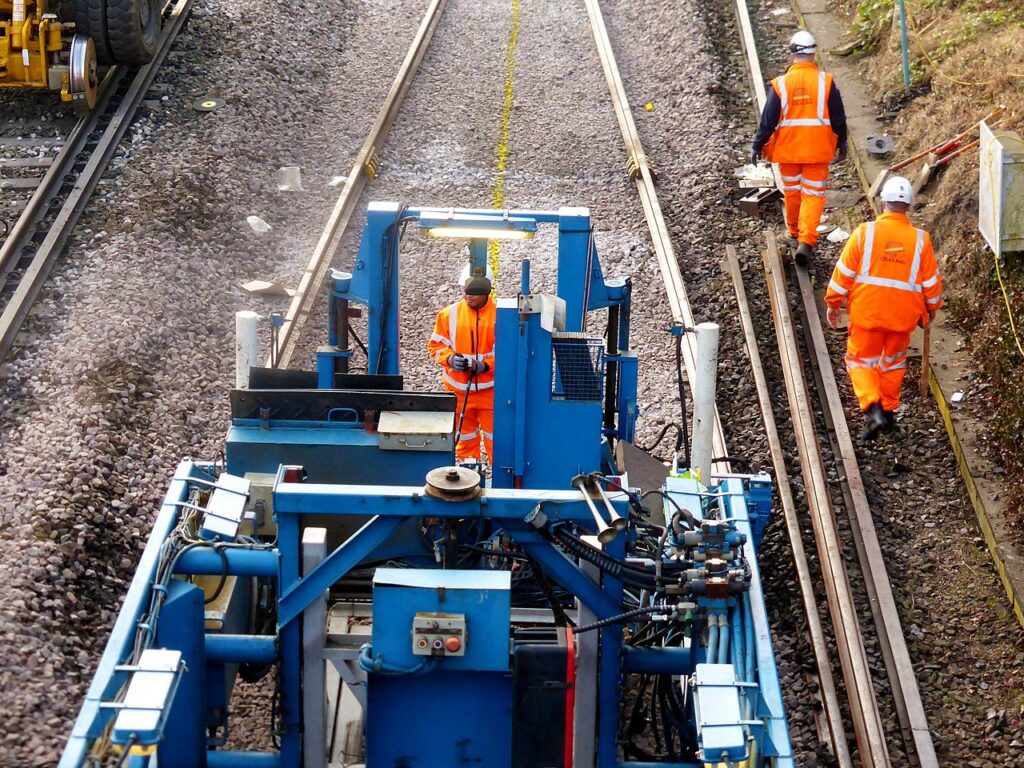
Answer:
[[790, 0, 1024, 632]]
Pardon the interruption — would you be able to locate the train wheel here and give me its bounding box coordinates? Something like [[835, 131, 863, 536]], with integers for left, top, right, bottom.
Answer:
[[105, 0, 160, 66], [69, 35, 99, 115]]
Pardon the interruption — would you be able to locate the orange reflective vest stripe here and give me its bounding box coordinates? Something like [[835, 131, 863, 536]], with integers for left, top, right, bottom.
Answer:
[[766, 62, 837, 164], [427, 298, 496, 405], [825, 211, 944, 332]]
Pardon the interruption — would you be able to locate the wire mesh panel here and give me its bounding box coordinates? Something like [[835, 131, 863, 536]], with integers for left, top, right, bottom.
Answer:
[[551, 333, 604, 401]]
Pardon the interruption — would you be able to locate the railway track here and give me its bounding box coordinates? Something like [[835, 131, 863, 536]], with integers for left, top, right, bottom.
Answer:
[[0, 0, 193, 362], [729, 0, 940, 765]]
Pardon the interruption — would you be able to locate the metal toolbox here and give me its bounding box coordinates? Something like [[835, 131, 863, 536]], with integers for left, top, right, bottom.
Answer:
[[376, 410, 454, 452]]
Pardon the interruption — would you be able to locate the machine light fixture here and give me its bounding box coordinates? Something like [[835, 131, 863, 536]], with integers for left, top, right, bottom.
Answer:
[[419, 212, 537, 240]]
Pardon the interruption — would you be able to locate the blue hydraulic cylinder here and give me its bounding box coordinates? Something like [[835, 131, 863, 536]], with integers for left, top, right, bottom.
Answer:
[[173, 547, 278, 578], [207, 751, 283, 767], [205, 634, 277, 665]]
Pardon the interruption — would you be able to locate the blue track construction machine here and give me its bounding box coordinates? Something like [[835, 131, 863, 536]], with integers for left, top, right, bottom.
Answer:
[[61, 203, 794, 768]]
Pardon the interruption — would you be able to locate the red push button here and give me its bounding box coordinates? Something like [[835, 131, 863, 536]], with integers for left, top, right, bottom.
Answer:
[[445, 637, 462, 653]]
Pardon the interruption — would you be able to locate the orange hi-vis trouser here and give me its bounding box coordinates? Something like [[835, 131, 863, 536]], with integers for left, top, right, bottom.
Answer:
[[845, 324, 910, 412], [455, 402, 493, 461], [778, 162, 829, 247]]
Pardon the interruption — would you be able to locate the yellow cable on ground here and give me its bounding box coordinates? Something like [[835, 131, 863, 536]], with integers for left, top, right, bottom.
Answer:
[[488, 0, 520, 285], [993, 252, 1024, 359]]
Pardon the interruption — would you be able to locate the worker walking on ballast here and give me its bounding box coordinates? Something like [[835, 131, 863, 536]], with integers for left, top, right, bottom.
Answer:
[[427, 266, 496, 462], [824, 176, 943, 442], [750, 30, 848, 267]]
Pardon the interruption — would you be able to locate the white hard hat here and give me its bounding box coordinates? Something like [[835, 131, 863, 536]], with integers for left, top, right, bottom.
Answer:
[[880, 175, 914, 205], [789, 30, 817, 54], [459, 262, 495, 287]]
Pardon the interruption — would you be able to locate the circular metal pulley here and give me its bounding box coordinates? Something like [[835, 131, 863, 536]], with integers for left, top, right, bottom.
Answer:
[[69, 35, 99, 116], [424, 466, 482, 501]]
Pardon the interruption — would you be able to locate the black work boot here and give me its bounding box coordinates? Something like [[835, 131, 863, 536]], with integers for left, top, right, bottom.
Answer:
[[782, 234, 798, 252], [882, 409, 900, 435], [795, 243, 814, 268], [861, 403, 887, 443]]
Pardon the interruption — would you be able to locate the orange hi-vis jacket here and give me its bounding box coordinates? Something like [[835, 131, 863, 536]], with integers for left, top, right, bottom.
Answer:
[[427, 297, 496, 407], [825, 212, 943, 332], [766, 62, 838, 164]]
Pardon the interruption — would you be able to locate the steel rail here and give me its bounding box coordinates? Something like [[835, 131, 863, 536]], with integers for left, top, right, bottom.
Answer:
[[0, 68, 123, 290], [762, 233, 891, 768], [724, 245, 852, 767], [0, 0, 195, 361], [268, 0, 449, 370], [795, 267, 939, 766], [583, 0, 729, 470]]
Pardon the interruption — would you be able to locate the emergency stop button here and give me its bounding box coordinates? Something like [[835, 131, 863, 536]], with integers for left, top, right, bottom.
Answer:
[[445, 636, 462, 653]]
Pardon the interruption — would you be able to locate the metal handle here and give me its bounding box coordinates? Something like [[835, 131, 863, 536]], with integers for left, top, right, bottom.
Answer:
[[399, 438, 431, 449]]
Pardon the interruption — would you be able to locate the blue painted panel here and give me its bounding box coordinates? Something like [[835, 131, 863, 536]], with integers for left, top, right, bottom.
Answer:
[[155, 581, 206, 768], [367, 671, 512, 768], [371, 568, 511, 672]]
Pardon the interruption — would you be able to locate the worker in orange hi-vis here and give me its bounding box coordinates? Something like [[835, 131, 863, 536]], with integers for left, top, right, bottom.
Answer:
[[427, 265, 496, 462], [824, 176, 943, 443], [750, 30, 848, 267]]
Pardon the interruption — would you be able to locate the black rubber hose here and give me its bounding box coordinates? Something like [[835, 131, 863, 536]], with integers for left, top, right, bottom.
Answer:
[[574, 605, 667, 633], [675, 332, 691, 469]]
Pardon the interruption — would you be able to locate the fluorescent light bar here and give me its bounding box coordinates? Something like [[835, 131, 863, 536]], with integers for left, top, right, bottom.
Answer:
[[425, 226, 535, 240]]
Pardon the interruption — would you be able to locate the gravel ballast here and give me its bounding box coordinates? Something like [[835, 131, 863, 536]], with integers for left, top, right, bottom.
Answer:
[[0, 0, 1022, 765]]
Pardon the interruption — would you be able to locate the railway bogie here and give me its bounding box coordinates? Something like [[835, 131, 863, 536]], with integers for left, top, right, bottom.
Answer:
[[0, 0, 158, 111]]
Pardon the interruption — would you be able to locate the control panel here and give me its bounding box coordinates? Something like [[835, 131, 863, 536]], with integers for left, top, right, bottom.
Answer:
[[412, 612, 466, 656]]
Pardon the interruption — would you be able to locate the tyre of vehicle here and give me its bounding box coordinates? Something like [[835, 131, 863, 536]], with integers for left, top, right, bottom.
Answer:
[[105, 0, 160, 66], [73, 0, 115, 66]]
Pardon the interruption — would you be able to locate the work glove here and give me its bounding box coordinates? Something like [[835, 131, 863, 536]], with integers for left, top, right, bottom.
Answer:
[[833, 145, 848, 164], [826, 306, 844, 330], [748, 147, 760, 165], [917, 310, 937, 329], [449, 354, 470, 372]]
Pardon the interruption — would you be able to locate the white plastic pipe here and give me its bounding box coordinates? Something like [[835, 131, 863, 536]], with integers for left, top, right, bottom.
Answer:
[[690, 322, 720, 485], [235, 311, 260, 389]]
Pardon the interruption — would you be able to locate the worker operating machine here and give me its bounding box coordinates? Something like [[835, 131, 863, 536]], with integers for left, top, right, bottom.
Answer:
[[60, 203, 794, 767], [1, 0, 159, 111]]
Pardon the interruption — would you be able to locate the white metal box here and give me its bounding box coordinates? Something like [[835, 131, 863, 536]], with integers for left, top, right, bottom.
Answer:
[[376, 410, 454, 452], [979, 121, 1024, 257]]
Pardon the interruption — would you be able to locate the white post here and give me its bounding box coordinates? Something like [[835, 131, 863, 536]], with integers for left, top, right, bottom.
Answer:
[[302, 528, 328, 768], [690, 322, 720, 485], [573, 536, 600, 768], [235, 311, 260, 389]]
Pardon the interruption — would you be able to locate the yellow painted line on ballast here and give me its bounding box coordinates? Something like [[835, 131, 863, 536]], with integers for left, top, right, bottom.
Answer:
[[488, 0, 521, 283]]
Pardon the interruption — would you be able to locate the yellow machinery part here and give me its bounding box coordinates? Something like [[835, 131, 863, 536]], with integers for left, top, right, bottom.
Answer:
[[0, 0, 67, 91]]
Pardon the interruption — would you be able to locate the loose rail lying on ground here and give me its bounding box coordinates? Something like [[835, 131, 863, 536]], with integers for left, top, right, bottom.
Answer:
[[0, 0, 194, 362], [725, 245, 852, 767], [267, 0, 448, 370]]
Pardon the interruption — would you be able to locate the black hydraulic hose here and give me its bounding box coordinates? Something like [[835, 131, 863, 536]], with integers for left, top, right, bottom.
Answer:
[[574, 605, 667, 634], [675, 332, 691, 469], [523, 552, 575, 628], [638, 422, 683, 454], [551, 526, 659, 585]]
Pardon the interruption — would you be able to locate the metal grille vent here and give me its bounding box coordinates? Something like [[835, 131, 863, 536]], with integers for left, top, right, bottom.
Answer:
[[551, 333, 604, 401]]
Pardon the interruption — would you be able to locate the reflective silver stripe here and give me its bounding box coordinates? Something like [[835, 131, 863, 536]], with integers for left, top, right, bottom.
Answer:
[[855, 274, 922, 293], [926, 294, 942, 306], [921, 274, 939, 288], [846, 360, 879, 370], [801, 187, 827, 198], [458, 431, 479, 441], [880, 360, 907, 372], [801, 176, 827, 188], [837, 261, 856, 278], [817, 71, 827, 121], [777, 77, 788, 113], [481, 430, 494, 440], [828, 279, 848, 296], [883, 351, 906, 362], [430, 332, 453, 347], [779, 118, 831, 127], [860, 223, 875, 274], [781, 174, 802, 182], [443, 372, 469, 391], [783, 185, 801, 192], [908, 229, 925, 285], [472, 379, 494, 390], [448, 303, 459, 351]]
